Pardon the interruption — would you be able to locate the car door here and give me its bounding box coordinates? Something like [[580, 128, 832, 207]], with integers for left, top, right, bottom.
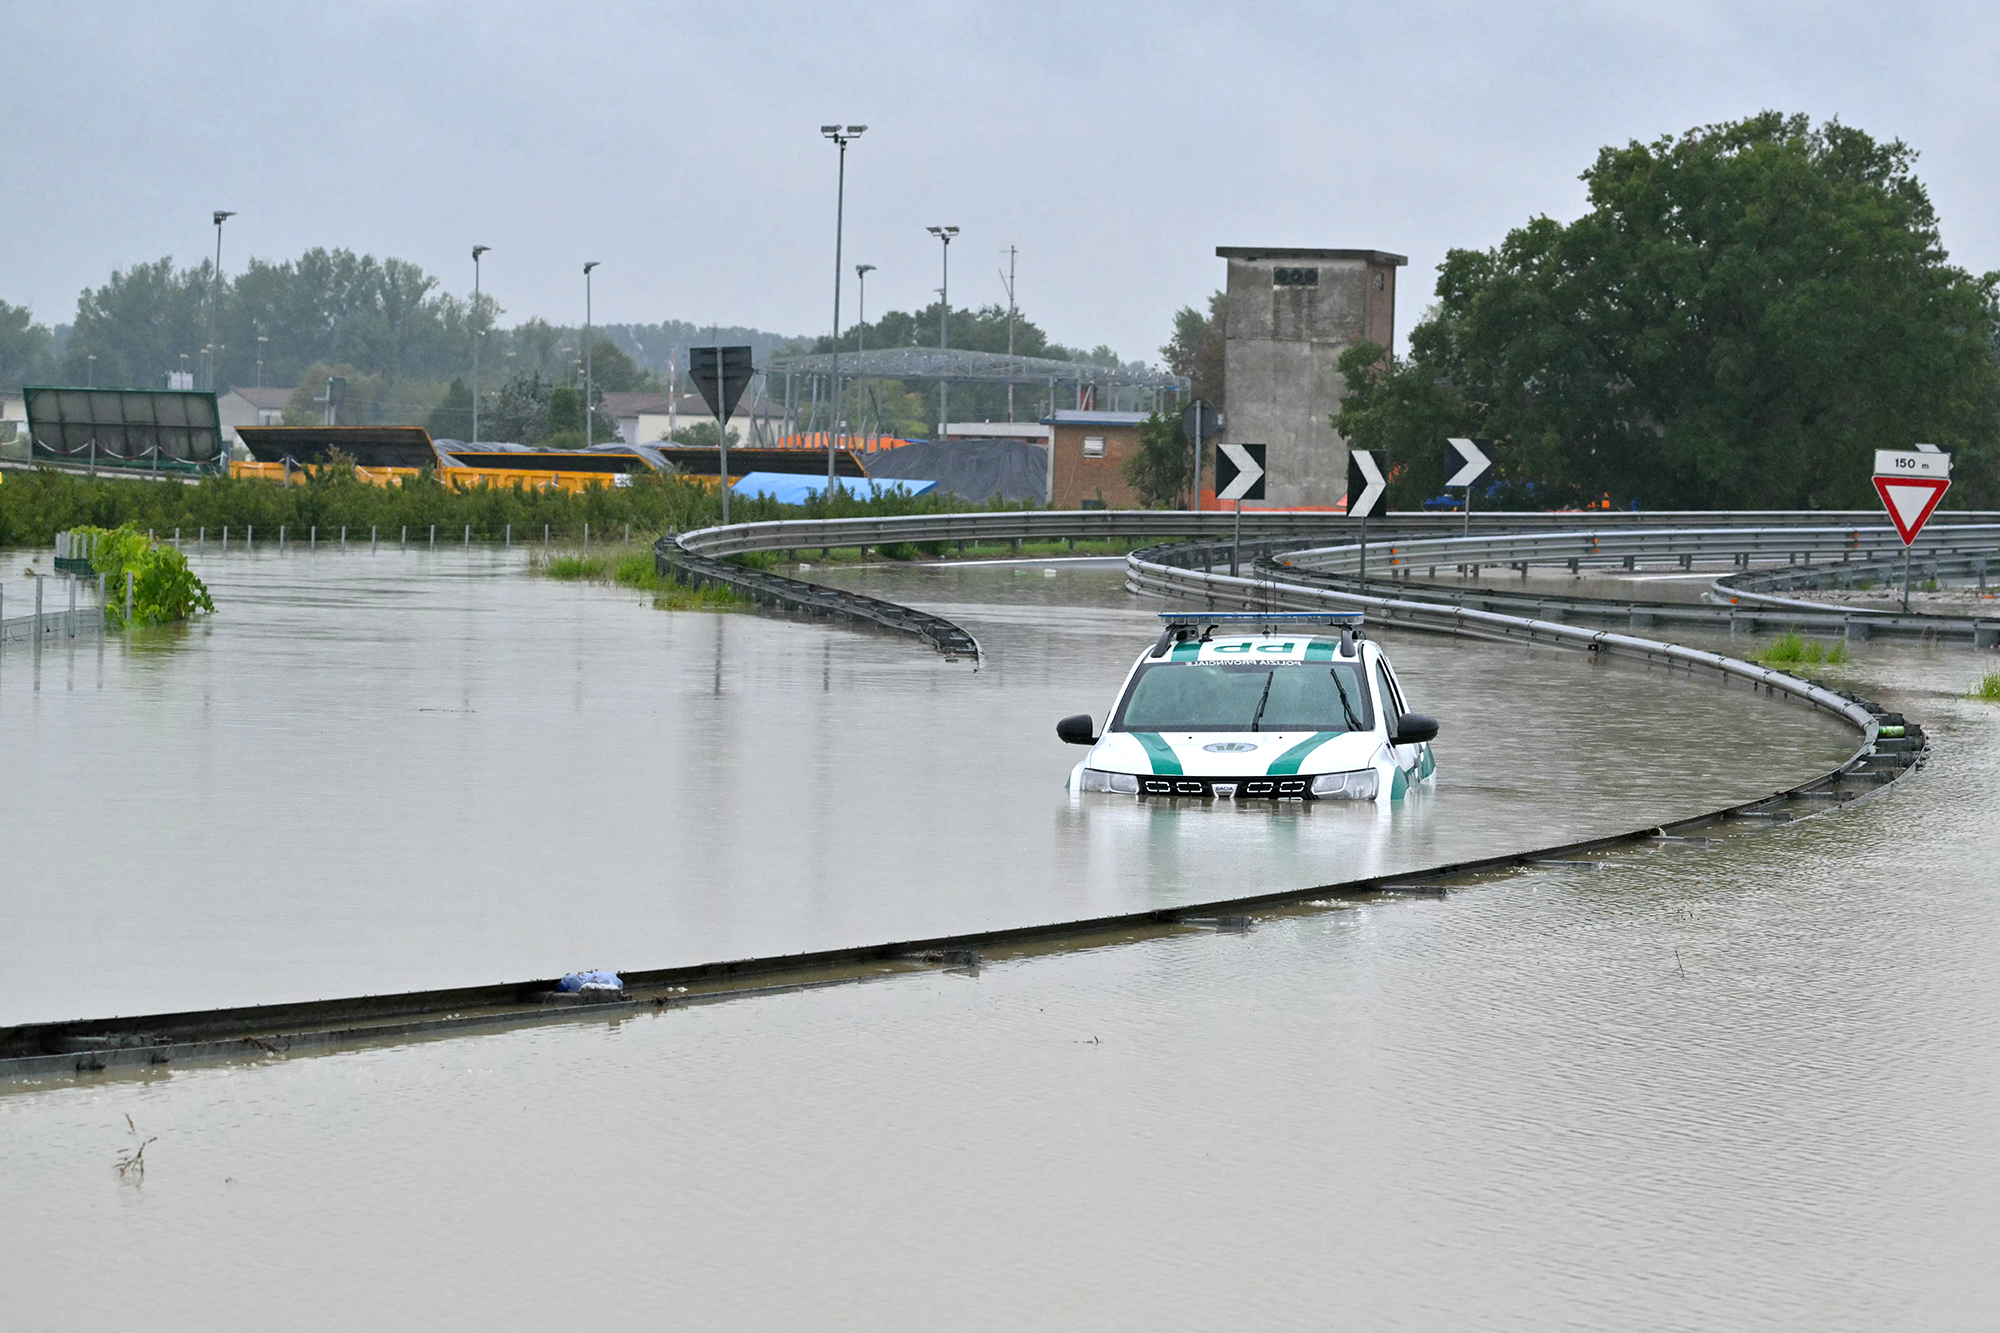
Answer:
[[1374, 656, 1419, 774]]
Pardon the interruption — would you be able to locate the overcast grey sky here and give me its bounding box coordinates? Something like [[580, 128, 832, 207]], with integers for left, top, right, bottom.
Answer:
[[6, 0, 1997, 361]]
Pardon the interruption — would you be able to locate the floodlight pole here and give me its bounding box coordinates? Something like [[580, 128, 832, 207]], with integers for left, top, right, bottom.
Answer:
[[583, 262, 600, 449], [86, 354, 96, 389], [856, 263, 876, 447], [1000, 245, 1016, 421], [927, 225, 958, 437], [823, 125, 865, 488], [209, 210, 235, 392], [255, 336, 266, 388], [472, 246, 490, 444]]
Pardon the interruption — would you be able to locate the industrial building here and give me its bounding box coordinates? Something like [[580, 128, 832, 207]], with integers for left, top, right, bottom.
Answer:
[[1217, 247, 1405, 508]]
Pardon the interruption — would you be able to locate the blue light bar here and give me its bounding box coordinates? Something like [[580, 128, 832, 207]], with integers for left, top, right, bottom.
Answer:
[[1157, 611, 1364, 624]]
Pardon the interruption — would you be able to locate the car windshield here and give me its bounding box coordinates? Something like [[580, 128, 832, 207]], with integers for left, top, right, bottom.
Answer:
[[1113, 661, 1374, 733]]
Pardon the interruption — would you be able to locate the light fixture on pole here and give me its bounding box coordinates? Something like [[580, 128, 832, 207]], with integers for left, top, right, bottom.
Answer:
[[855, 264, 875, 353], [926, 225, 958, 437], [583, 261, 600, 449], [822, 124, 866, 488], [255, 335, 267, 388], [472, 246, 491, 444], [86, 354, 96, 388], [209, 210, 235, 392]]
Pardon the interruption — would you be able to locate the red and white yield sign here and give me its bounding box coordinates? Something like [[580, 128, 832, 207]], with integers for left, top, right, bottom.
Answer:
[[1872, 446, 1952, 545]]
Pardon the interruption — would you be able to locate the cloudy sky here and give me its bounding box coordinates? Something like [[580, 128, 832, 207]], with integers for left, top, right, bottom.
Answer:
[[6, 1, 1996, 360]]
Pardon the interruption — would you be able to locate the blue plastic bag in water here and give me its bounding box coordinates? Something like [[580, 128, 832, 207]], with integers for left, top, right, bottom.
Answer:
[[558, 970, 624, 992]]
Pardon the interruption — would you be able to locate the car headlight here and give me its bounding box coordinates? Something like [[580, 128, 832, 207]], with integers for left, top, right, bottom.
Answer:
[[1310, 769, 1379, 800], [1079, 768, 1141, 794]]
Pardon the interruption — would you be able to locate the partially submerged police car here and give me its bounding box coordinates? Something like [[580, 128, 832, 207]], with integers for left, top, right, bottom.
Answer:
[[1059, 613, 1437, 803]]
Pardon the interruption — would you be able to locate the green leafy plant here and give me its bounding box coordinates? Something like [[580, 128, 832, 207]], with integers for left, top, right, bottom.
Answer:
[[75, 523, 215, 626], [1756, 630, 1849, 666], [1970, 670, 2000, 702]]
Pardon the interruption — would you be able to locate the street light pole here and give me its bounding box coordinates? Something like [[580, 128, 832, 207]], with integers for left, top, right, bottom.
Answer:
[[999, 245, 1016, 421], [86, 354, 96, 388], [583, 261, 600, 449], [209, 210, 235, 392], [255, 336, 267, 388], [821, 124, 866, 488], [927, 225, 958, 437], [855, 263, 875, 447], [472, 246, 490, 444]]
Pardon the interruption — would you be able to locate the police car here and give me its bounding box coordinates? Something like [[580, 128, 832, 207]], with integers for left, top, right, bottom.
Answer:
[[1059, 613, 1437, 803]]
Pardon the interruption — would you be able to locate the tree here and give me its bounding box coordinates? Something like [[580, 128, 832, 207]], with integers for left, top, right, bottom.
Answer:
[[668, 422, 742, 449], [1161, 291, 1225, 411], [485, 371, 552, 444], [584, 338, 657, 394], [428, 377, 474, 440], [1385, 113, 2000, 509], [1, 300, 55, 387], [1121, 408, 1193, 507]]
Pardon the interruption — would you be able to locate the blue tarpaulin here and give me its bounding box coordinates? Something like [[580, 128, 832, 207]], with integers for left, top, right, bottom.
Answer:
[[729, 472, 938, 504]]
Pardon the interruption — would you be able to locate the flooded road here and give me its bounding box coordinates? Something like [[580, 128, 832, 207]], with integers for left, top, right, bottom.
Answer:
[[8, 549, 1990, 1329], [0, 547, 1854, 1020]]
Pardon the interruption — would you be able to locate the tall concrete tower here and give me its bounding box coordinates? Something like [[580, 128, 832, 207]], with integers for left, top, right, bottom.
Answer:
[[1216, 247, 1406, 508]]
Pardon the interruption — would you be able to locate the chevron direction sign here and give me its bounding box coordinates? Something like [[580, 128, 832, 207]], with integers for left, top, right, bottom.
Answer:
[[1347, 449, 1387, 518], [1215, 442, 1266, 502], [1872, 446, 1952, 546], [1445, 437, 1493, 488]]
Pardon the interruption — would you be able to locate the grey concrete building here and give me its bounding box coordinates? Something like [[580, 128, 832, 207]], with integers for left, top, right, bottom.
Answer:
[[1216, 247, 1406, 508]]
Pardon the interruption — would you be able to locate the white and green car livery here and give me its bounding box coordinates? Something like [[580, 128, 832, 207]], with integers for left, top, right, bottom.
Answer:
[[1060, 613, 1438, 803]]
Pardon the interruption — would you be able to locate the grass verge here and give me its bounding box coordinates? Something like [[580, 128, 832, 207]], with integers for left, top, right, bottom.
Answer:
[[1755, 630, 1850, 667], [1971, 670, 2000, 703], [534, 544, 746, 610]]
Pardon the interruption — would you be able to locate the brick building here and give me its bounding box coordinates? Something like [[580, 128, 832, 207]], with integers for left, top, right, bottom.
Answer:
[[1045, 410, 1147, 509]]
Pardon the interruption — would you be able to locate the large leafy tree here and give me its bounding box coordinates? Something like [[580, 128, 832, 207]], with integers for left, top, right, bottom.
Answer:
[[1, 300, 56, 388], [1343, 113, 2000, 509]]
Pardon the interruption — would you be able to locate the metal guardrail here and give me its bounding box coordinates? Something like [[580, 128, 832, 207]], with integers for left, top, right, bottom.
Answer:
[[1250, 527, 2000, 645]]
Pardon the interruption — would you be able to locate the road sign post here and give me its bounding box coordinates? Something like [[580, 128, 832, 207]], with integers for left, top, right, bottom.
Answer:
[[1346, 450, 1387, 587], [1183, 399, 1221, 511], [690, 346, 755, 523], [1445, 437, 1494, 539], [1214, 441, 1266, 575], [1872, 445, 1952, 612]]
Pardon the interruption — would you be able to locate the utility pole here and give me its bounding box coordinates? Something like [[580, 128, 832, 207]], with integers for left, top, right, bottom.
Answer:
[[927, 225, 958, 437], [471, 246, 490, 444], [583, 262, 600, 448], [821, 125, 866, 487], [1000, 245, 1016, 421], [255, 336, 266, 388], [209, 210, 235, 391]]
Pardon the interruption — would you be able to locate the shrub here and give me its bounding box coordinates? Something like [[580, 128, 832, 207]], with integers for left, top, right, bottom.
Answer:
[[75, 523, 215, 626]]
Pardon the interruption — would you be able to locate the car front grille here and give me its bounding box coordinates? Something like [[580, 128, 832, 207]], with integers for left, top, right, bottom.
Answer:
[[1137, 777, 1312, 799]]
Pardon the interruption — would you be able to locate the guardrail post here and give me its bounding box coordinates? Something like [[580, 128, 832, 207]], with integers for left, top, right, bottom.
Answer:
[[34, 573, 43, 647], [1844, 617, 1870, 643], [310, 525, 316, 550], [464, 524, 470, 549], [67, 575, 76, 637], [429, 525, 435, 550], [124, 570, 134, 623], [372, 526, 378, 552], [506, 524, 512, 548]]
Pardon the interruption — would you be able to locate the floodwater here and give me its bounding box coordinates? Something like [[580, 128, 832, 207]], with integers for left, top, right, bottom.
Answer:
[[10, 548, 1995, 1329], [0, 546, 1853, 1021]]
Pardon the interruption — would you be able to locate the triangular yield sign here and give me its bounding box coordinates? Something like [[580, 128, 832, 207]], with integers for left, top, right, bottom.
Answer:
[[1872, 474, 1951, 545]]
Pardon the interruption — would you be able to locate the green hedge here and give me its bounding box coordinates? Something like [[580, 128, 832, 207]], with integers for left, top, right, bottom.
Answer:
[[0, 466, 1026, 548]]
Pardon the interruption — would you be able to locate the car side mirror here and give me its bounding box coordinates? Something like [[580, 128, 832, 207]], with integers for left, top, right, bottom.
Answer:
[[1056, 714, 1098, 745], [1390, 712, 1438, 745]]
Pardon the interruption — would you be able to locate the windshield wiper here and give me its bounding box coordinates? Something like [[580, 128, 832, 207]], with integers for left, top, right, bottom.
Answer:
[[1249, 671, 1275, 732], [1329, 669, 1362, 732]]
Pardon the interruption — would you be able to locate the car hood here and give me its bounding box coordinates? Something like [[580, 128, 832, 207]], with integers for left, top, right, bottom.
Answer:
[[1088, 729, 1381, 777]]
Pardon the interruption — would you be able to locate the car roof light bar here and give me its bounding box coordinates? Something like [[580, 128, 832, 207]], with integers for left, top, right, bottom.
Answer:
[[1155, 612, 1365, 625]]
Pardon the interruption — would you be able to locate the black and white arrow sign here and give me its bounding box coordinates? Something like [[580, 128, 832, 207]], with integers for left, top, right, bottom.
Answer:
[[1445, 437, 1493, 488], [1215, 442, 1267, 502], [1347, 449, 1387, 518]]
